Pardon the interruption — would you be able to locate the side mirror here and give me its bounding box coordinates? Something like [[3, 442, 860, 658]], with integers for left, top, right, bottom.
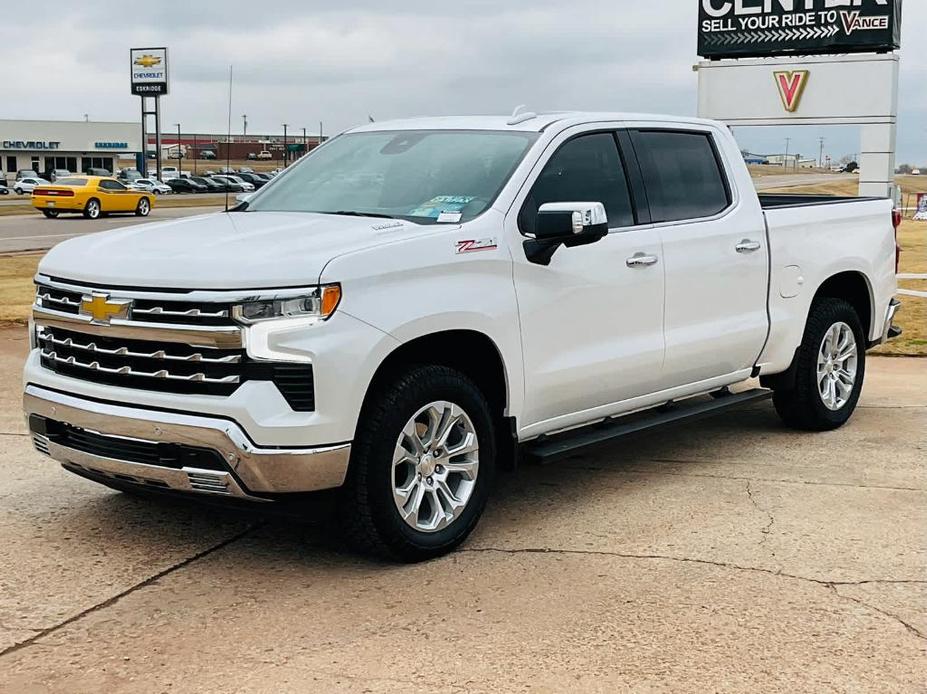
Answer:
[[524, 202, 609, 265]]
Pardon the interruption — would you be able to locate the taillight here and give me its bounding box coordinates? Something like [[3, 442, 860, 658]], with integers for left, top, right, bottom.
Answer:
[[892, 209, 902, 274], [33, 188, 75, 197]]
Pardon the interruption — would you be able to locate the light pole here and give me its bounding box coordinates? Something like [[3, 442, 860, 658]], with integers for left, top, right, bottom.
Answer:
[[302, 127, 307, 159], [174, 123, 182, 177], [818, 137, 825, 170], [242, 114, 247, 138], [784, 137, 791, 171], [282, 123, 288, 167]]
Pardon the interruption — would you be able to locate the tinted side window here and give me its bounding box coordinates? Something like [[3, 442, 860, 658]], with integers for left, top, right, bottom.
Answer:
[[631, 130, 730, 223], [519, 133, 634, 234], [100, 180, 127, 191]]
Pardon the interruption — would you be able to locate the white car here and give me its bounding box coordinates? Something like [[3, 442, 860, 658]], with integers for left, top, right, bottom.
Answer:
[[13, 177, 50, 195], [24, 112, 900, 562], [130, 178, 172, 195], [160, 166, 180, 181], [214, 174, 254, 191]]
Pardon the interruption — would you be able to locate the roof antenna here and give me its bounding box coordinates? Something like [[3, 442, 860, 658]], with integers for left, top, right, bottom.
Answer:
[[507, 104, 537, 126]]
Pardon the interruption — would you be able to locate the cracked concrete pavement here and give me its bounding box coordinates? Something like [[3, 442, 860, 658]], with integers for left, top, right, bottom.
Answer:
[[0, 326, 924, 692]]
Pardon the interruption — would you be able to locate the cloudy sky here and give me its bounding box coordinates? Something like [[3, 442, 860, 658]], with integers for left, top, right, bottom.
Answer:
[[2, 1, 925, 163]]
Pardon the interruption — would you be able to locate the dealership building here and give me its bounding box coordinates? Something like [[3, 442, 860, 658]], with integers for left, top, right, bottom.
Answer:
[[0, 119, 142, 181]]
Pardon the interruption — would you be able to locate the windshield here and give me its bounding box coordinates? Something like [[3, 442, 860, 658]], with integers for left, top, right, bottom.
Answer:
[[247, 129, 538, 223]]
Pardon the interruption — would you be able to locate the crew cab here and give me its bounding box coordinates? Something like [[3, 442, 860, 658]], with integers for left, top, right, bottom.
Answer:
[[23, 113, 900, 561]]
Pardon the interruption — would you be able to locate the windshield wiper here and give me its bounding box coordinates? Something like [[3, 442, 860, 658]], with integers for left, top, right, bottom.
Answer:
[[329, 210, 397, 220]]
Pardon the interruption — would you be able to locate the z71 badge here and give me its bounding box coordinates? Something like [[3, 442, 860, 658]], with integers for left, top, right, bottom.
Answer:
[[456, 238, 498, 254]]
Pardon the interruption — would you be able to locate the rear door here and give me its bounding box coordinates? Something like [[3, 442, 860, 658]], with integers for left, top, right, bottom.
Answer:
[[628, 127, 769, 386]]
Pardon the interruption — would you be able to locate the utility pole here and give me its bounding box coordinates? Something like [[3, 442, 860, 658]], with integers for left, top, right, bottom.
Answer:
[[784, 137, 791, 171], [174, 123, 182, 177], [282, 123, 288, 167], [302, 127, 307, 159], [242, 114, 247, 138], [319, 121, 323, 145], [818, 137, 825, 170]]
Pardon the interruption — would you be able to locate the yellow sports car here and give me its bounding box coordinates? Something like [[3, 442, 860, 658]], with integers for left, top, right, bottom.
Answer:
[[31, 175, 155, 220]]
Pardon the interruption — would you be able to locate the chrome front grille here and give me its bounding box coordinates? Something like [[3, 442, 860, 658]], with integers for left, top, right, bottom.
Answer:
[[38, 326, 245, 395], [32, 278, 316, 410], [34, 283, 235, 327]]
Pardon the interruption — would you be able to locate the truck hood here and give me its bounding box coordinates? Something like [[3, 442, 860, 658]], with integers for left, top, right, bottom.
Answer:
[[38, 211, 429, 289]]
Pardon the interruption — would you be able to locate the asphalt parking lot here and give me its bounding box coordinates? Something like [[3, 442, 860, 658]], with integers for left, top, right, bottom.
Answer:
[[0, 328, 924, 693], [0, 206, 221, 254]]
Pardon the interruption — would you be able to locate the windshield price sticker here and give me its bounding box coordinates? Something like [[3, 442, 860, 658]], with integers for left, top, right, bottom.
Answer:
[[410, 195, 476, 220]]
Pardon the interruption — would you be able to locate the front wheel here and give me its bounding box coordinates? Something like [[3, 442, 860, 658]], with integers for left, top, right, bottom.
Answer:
[[773, 298, 866, 431], [82, 198, 101, 219], [339, 365, 495, 562], [135, 197, 151, 216], [42, 210, 59, 218]]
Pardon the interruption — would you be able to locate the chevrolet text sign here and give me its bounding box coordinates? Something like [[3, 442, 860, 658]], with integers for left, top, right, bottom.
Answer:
[[130, 47, 169, 95], [698, 0, 902, 59]]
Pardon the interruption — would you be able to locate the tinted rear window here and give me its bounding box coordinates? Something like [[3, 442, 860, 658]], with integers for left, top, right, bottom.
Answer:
[[53, 178, 87, 186], [631, 130, 730, 223]]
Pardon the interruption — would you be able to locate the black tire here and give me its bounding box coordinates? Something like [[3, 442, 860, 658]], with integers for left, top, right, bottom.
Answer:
[[773, 298, 866, 431], [135, 197, 151, 216], [338, 365, 496, 562], [42, 210, 59, 218], [83, 198, 101, 219], [14, 188, 23, 195]]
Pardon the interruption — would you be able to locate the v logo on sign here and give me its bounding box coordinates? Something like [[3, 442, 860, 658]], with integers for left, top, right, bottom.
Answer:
[[773, 70, 810, 113]]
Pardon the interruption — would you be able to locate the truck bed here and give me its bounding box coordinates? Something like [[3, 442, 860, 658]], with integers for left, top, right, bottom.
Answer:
[[758, 193, 883, 209]]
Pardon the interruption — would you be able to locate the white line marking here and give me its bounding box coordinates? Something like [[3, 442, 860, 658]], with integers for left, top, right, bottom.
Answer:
[[898, 289, 927, 298], [897, 273, 927, 280]]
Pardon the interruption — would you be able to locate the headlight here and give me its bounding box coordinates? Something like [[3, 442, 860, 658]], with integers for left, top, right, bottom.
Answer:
[[232, 285, 341, 324]]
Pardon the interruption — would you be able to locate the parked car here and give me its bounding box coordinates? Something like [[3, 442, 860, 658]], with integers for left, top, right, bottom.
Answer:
[[17, 169, 39, 180], [200, 150, 217, 160], [13, 177, 50, 195], [235, 172, 267, 189], [256, 150, 273, 160], [83, 167, 112, 177], [212, 174, 254, 191], [247, 152, 257, 160], [205, 176, 244, 193], [117, 168, 142, 183], [188, 176, 225, 193], [237, 166, 254, 174], [30, 176, 154, 219], [166, 177, 207, 194], [218, 166, 236, 174], [0, 181, 9, 195], [203, 170, 217, 176], [160, 166, 180, 181], [43, 169, 71, 182], [23, 113, 901, 562], [130, 178, 172, 195]]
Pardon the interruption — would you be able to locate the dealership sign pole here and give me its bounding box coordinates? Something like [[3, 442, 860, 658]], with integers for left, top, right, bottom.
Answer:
[[695, 0, 902, 198], [130, 48, 169, 181]]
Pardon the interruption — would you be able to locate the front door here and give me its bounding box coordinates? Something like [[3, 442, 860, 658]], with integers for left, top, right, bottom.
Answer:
[[510, 130, 666, 436], [97, 179, 134, 211]]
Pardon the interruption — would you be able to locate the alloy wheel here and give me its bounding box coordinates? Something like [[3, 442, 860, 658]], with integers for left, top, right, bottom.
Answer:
[[817, 321, 858, 411], [392, 401, 479, 533]]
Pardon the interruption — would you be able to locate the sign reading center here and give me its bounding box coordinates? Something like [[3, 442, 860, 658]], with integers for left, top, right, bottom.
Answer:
[[698, 0, 902, 59], [130, 47, 169, 95]]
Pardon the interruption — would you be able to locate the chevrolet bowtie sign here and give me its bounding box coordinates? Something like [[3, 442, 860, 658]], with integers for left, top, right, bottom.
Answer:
[[130, 47, 169, 95], [698, 0, 902, 59]]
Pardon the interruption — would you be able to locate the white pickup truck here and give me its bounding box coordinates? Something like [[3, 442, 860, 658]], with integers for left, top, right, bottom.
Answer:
[[24, 112, 901, 561]]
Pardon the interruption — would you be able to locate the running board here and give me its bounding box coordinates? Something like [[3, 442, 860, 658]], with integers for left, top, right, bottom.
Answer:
[[524, 388, 773, 465]]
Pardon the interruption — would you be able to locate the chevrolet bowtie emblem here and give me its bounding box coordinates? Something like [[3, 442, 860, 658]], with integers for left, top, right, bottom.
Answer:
[[80, 294, 132, 324], [134, 54, 162, 68]]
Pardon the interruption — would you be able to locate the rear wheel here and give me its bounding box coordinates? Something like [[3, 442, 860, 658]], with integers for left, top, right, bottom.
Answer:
[[83, 198, 101, 219], [773, 298, 866, 431], [135, 197, 151, 216], [42, 210, 59, 219], [339, 365, 495, 562]]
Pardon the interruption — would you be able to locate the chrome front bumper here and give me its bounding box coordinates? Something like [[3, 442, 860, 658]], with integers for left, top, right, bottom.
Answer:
[[24, 385, 351, 501]]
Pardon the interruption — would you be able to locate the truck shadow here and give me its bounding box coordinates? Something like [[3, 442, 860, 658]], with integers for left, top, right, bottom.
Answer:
[[58, 401, 786, 569]]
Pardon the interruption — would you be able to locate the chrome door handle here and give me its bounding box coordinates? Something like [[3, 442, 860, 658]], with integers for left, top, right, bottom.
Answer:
[[736, 240, 762, 253], [626, 253, 659, 267]]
